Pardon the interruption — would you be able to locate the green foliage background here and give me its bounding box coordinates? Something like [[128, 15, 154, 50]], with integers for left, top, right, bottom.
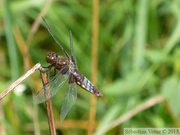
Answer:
[[0, 0, 180, 135]]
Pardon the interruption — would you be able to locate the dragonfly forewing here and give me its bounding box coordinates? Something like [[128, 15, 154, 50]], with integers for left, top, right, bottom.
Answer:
[[60, 83, 77, 122], [33, 71, 69, 104], [69, 31, 78, 69]]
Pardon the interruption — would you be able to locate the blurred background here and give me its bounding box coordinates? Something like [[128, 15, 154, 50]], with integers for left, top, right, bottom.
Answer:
[[0, 0, 180, 135]]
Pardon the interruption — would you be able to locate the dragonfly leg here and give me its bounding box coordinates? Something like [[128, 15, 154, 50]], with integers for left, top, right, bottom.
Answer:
[[41, 64, 54, 73], [41, 64, 55, 81], [54, 68, 57, 76]]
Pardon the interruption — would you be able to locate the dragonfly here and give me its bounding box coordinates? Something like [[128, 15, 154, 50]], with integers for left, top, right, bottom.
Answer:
[[33, 18, 103, 122]]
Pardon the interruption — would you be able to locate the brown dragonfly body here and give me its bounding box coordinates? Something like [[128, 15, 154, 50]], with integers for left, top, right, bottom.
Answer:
[[34, 18, 102, 122], [46, 52, 102, 96]]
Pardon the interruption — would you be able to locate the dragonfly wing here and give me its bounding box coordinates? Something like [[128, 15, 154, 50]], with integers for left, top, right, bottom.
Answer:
[[60, 83, 77, 122], [33, 71, 68, 104], [69, 31, 78, 69]]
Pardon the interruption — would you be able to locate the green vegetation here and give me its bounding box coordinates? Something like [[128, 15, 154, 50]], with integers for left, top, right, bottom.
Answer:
[[0, 0, 180, 135]]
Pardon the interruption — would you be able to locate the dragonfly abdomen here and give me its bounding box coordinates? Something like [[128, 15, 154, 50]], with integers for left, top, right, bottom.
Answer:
[[73, 69, 103, 96]]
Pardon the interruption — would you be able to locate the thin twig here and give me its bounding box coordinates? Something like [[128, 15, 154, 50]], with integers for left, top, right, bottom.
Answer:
[[0, 63, 41, 100], [97, 95, 165, 135], [88, 0, 99, 134], [40, 69, 56, 135]]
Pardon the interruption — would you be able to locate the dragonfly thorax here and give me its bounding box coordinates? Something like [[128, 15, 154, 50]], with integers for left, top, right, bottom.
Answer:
[[46, 52, 69, 71]]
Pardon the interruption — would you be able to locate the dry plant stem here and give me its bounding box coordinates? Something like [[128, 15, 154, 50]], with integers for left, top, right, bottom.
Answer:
[[13, 26, 41, 135], [24, 120, 98, 132], [88, 0, 99, 134], [13, 26, 33, 71], [40, 70, 56, 135], [0, 102, 5, 135], [26, 0, 53, 46], [0, 63, 41, 100], [99, 95, 165, 135]]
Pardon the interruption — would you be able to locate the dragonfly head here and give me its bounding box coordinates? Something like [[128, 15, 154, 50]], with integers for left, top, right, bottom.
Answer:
[[46, 52, 58, 64]]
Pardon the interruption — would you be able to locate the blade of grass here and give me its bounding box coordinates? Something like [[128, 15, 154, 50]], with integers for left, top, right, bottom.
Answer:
[[133, 0, 148, 71], [2, 0, 20, 80], [97, 95, 164, 135], [164, 5, 180, 53]]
